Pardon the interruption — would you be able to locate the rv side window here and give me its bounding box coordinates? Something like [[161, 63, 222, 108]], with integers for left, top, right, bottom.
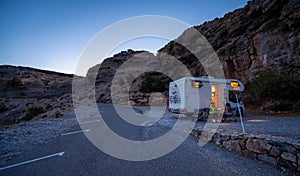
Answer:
[[192, 81, 202, 88]]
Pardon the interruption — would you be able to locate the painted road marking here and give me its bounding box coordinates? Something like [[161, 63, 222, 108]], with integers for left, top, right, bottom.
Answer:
[[79, 119, 101, 125], [61, 129, 90, 136], [0, 152, 65, 171], [142, 121, 155, 126]]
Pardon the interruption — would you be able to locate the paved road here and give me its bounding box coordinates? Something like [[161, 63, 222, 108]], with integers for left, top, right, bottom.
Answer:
[[222, 114, 300, 140], [0, 104, 285, 176], [195, 113, 300, 140]]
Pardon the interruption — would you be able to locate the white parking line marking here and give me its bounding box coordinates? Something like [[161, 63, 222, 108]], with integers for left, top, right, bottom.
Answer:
[[142, 121, 155, 126], [61, 129, 90, 136], [79, 120, 101, 125], [0, 152, 65, 171]]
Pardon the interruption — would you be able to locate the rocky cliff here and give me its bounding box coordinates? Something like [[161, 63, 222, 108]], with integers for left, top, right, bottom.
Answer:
[[160, 0, 300, 103], [87, 50, 170, 106], [91, 0, 300, 108]]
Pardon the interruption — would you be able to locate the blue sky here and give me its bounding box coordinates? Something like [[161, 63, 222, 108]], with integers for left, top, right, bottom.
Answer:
[[0, 0, 247, 74]]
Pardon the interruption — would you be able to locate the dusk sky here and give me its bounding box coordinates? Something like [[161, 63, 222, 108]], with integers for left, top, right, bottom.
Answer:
[[0, 0, 247, 74]]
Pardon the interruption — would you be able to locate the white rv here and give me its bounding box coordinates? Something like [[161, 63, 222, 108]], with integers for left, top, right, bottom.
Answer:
[[168, 76, 245, 117]]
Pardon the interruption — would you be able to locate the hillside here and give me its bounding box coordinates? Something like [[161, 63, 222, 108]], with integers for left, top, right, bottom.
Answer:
[[0, 65, 73, 126], [0, 65, 72, 99]]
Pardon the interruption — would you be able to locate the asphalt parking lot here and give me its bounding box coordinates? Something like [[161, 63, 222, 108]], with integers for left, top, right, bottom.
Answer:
[[194, 113, 300, 140]]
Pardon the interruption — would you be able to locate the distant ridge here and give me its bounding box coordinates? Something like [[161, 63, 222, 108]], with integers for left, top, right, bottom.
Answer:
[[0, 65, 74, 77]]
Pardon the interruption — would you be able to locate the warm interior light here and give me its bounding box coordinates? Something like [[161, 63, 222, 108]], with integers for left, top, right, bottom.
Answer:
[[192, 81, 202, 88], [247, 119, 269, 123], [212, 85, 215, 92], [230, 81, 239, 88]]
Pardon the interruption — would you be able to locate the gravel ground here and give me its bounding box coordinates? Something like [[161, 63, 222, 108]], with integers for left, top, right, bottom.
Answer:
[[0, 111, 77, 166]]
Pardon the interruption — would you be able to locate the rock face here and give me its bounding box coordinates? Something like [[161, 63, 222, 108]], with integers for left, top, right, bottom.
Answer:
[[87, 50, 170, 105], [88, 50, 147, 104], [0, 65, 73, 126], [89, 0, 299, 106], [159, 0, 300, 104]]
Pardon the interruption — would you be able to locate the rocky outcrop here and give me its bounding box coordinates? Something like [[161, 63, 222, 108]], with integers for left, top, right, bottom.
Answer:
[[87, 50, 170, 105], [0, 65, 73, 126], [88, 50, 146, 104]]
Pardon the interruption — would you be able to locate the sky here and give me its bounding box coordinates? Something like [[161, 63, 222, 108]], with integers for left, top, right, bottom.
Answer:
[[0, 0, 247, 75]]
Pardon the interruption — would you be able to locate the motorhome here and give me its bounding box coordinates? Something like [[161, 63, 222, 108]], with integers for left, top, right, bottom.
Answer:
[[168, 76, 245, 118]]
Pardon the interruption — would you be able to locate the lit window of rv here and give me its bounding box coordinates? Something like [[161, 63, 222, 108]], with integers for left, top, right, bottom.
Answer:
[[192, 81, 202, 88]]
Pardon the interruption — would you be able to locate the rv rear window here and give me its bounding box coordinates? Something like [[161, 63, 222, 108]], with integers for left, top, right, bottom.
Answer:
[[192, 81, 202, 88]]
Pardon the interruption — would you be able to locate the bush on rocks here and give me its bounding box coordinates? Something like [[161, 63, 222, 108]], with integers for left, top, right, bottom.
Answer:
[[22, 107, 45, 121], [250, 70, 299, 101], [139, 76, 165, 93]]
